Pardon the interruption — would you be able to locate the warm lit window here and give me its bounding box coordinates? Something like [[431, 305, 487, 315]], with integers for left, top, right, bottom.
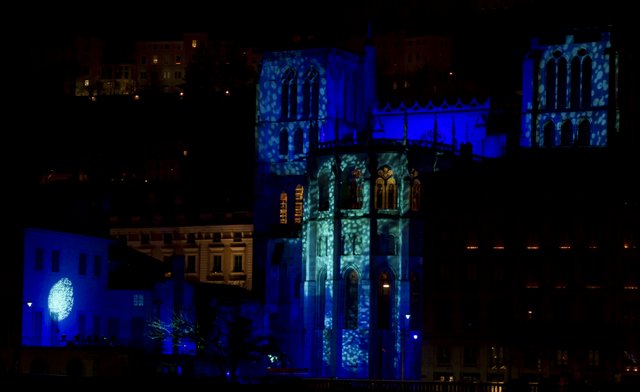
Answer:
[[280, 192, 288, 224], [588, 349, 600, 367], [294, 185, 304, 224], [191, 40, 198, 48], [152, 55, 158, 64], [374, 166, 396, 210], [84, 79, 89, 87], [557, 349, 569, 366]]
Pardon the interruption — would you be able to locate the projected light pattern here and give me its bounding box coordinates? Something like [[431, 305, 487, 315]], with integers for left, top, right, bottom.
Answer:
[[259, 45, 433, 379], [521, 30, 616, 147], [48, 277, 74, 321]]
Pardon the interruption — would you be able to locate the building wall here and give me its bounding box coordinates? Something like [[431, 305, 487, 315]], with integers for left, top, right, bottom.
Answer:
[[109, 224, 254, 291]]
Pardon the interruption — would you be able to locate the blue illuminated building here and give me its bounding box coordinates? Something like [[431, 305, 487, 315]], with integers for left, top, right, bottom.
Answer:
[[21, 228, 194, 367], [253, 38, 505, 379], [254, 24, 635, 383], [13, 20, 638, 386], [521, 29, 618, 148]]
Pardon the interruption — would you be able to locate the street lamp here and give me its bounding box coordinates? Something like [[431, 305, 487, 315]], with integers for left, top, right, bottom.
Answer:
[[25, 301, 33, 346], [401, 313, 411, 380]]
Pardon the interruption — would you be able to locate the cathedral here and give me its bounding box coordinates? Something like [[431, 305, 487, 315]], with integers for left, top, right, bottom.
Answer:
[[254, 24, 635, 384]]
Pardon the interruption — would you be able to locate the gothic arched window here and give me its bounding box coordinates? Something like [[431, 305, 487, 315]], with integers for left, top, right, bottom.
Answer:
[[281, 68, 297, 120], [345, 269, 359, 330], [303, 68, 320, 119], [545, 59, 556, 110], [375, 166, 397, 210], [318, 171, 330, 212], [581, 56, 592, 109], [570, 52, 592, 110], [341, 167, 363, 209], [577, 119, 590, 146], [294, 127, 304, 155], [279, 129, 288, 156], [557, 57, 567, 109], [543, 121, 555, 147], [560, 121, 573, 146]]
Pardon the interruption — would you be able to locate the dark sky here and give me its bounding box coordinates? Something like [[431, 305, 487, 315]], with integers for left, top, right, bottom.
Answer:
[[22, 1, 627, 43]]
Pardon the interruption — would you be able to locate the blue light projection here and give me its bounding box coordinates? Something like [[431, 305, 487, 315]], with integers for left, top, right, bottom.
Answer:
[[372, 98, 505, 158], [258, 44, 497, 379], [520, 30, 617, 148], [48, 277, 74, 321]]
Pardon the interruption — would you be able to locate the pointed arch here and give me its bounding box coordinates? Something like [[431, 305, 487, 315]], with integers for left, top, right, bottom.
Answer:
[[543, 121, 555, 147], [560, 120, 573, 146], [577, 119, 590, 146]]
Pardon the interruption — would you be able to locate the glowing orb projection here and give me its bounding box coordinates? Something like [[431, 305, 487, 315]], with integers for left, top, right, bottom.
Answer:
[[48, 277, 74, 321]]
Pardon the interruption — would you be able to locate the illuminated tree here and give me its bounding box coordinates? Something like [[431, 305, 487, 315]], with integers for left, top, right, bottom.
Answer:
[[147, 306, 279, 381]]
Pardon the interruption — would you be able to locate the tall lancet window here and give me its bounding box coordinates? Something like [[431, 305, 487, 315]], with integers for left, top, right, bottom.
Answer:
[[345, 269, 359, 330], [545, 58, 557, 110], [294, 127, 304, 155], [279, 192, 288, 224], [279, 128, 289, 156], [571, 51, 592, 110], [281, 68, 297, 120], [410, 168, 421, 211], [375, 166, 397, 210], [543, 121, 555, 147], [318, 171, 330, 212], [294, 185, 304, 224], [341, 167, 363, 209], [303, 68, 320, 119]]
